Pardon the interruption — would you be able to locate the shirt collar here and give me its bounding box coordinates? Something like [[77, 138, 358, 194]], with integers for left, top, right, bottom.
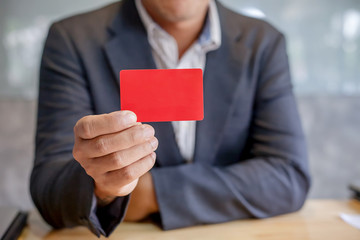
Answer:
[[135, 0, 221, 50]]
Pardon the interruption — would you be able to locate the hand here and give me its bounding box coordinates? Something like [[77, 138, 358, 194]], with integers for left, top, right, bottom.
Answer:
[[72, 111, 158, 206], [124, 172, 159, 222]]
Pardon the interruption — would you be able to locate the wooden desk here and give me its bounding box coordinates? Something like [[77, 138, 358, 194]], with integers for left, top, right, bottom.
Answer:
[[20, 200, 360, 240]]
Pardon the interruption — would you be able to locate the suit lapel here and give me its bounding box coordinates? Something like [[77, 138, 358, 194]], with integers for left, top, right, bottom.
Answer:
[[103, 0, 183, 167], [103, 0, 156, 81], [194, 4, 251, 164]]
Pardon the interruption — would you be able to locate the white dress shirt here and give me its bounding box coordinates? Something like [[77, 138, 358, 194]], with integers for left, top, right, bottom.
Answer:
[[135, 0, 221, 162]]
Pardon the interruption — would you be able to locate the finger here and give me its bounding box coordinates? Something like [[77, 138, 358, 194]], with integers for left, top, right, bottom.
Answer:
[[74, 111, 137, 139], [104, 152, 156, 190], [91, 137, 158, 173], [77, 124, 155, 158]]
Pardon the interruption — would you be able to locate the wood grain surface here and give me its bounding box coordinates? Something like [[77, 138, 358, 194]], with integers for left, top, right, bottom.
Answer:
[[20, 199, 360, 240]]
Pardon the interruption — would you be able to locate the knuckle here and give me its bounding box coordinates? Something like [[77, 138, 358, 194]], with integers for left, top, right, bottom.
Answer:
[[78, 159, 94, 177], [111, 152, 124, 169], [72, 147, 80, 160], [94, 138, 108, 154], [72, 143, 84, 160], [85, 166, 95, 177], [77, 117, 93, 139], [83, 120, 94, 139], [122, 167, 135, 182], [128, 129, 138, 144]]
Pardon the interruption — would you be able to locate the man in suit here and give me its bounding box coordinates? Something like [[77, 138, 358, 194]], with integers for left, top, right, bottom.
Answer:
[[30, 0, 311, 237]]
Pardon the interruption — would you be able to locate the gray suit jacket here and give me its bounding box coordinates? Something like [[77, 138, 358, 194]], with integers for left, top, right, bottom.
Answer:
[[30, 0, 310, 237]]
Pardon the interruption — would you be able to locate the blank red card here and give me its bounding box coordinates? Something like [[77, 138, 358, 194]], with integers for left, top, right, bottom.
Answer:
[[120, 69, 204, 122]]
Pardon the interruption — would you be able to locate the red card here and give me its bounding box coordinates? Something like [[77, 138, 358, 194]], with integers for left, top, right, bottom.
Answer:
[[120, 69, 204, 122]]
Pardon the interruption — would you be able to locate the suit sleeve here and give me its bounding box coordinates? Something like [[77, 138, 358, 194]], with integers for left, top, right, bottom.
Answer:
[[30, 23, 129, 237], [151, 33, 311, 230]]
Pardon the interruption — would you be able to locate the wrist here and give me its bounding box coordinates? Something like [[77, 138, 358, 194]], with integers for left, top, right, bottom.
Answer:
[[94, 185, 116, 207], [144, 173, 159, 214]]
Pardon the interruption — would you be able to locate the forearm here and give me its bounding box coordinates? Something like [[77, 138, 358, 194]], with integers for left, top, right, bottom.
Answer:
[[30, 157, 130, 237], [32, 21, 139, 237], [30, 157, 95, 229], [151, 157, 310, 230], [124, 172, 159, 222]]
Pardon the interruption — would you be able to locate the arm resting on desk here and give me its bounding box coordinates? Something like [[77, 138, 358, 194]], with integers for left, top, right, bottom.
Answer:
[[30, 23, 128, 237], [151, 34, 311, 230]]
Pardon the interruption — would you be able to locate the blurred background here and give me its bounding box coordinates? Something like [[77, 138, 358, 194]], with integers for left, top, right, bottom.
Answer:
[[0, 0, 359, 210]]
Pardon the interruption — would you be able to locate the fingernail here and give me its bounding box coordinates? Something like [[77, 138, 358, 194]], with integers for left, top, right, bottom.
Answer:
[[124, 112, 137, 125], [143, 125, 154, 139], [150, 138, 158, 149]]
